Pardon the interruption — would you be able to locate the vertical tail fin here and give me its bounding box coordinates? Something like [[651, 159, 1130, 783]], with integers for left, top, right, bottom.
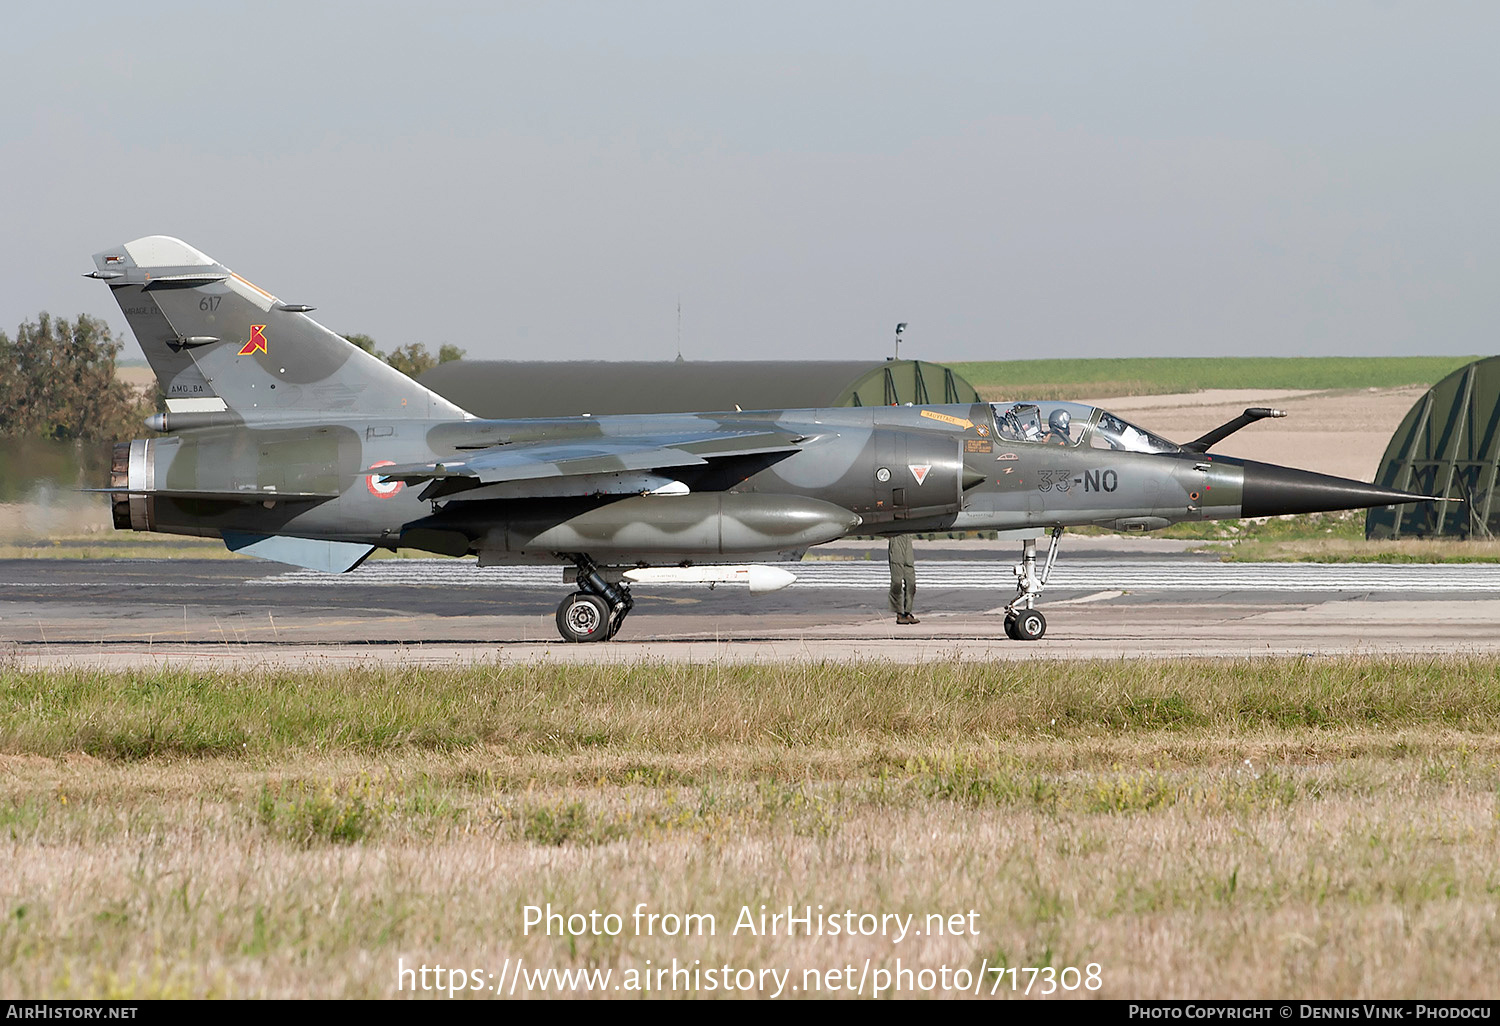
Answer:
[[89, 236, 470, 421]]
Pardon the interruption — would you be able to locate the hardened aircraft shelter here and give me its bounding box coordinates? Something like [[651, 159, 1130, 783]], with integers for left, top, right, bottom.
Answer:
[[1367, 355, 1500, 539]]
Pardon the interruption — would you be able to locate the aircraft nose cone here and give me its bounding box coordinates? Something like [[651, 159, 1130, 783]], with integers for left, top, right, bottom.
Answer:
[[1239, 461, 1435, 518]]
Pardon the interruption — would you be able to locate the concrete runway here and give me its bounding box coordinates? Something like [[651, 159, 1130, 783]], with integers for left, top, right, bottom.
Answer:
[[3, 539, 1498, 668]]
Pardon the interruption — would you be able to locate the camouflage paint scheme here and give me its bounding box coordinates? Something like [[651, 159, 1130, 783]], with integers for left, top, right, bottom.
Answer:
[[91, 237, 1430, 641]]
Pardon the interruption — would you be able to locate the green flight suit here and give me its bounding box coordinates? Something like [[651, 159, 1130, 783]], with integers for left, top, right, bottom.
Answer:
[[888, 534, 916, 616]]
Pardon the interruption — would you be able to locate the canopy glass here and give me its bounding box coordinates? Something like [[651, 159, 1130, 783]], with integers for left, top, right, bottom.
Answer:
[[988, 402, 1179, 454]]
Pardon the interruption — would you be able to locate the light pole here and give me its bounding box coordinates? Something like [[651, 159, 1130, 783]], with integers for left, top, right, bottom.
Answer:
[[894, 321, 907, 361]]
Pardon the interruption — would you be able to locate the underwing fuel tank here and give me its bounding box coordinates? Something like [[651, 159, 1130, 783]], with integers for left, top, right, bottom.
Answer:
[[483, 492, 862, 556]]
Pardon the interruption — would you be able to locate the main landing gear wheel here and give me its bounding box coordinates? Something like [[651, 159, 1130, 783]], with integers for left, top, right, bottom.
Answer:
[[556, 592, 611, 643], [554, 554, 635, 642]]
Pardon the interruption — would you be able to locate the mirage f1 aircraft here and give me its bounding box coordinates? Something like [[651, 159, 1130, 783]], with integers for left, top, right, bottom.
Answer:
[[89, 237, 1433, 642]]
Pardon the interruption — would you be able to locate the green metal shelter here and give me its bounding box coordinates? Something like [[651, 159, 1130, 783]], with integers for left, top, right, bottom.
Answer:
[[1367, 356, 1500, 539], [417, 359, 980, 419]]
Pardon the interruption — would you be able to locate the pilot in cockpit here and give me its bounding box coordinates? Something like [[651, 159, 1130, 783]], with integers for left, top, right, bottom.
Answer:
[[1044, 408, 1072, 446]]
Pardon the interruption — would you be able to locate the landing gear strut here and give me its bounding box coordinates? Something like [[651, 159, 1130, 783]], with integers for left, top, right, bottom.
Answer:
[[555, 555, 634, 643], [1004, 527, 1063, 641]]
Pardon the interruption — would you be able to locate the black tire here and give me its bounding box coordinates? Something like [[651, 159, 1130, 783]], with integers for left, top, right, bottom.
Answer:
[[556, 592, 611, 642], [1004, 613, 1019, 640], [1012, 609, 1047, 641]]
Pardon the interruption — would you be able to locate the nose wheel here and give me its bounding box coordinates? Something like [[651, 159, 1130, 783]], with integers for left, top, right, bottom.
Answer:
[[1003, 528, 1062, 641], [1005, 609, 1047, 641], [554, 555, 634, 642]]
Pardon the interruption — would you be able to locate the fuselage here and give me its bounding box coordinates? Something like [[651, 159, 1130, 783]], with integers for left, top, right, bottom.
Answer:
[[112, 400, 1264, 566]]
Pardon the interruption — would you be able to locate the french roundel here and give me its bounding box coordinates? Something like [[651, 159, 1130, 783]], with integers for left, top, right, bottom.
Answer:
[[366, 460, 404, 498]]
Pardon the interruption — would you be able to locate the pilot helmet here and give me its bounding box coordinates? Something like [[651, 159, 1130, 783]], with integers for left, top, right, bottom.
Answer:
[[1048, 408, 1071, 435]]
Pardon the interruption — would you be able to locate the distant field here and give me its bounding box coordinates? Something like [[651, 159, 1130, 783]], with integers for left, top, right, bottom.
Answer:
[[2, 658, 1498, 998], [113, 364, 155, 389], [948, 356, 1478, 400], [1158, 510, 1500, 562], [0, 533, 228, 560]]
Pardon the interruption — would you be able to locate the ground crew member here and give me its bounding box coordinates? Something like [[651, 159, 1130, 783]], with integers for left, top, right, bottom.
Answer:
[[888, 533, 919, 624]]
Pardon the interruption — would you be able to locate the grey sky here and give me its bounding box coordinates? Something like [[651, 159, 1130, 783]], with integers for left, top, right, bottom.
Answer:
[[4, 1, 1496, 362]]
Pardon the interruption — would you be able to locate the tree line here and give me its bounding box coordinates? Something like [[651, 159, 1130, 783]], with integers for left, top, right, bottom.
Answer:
[[0, 313, 155, 441], [343, 334, 465, 379], [0, 313, 464, 441]]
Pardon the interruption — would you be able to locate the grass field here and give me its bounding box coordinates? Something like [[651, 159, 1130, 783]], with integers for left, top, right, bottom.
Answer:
[[2, 658, 1497, 999], [949, 356, 1477, 401], [1155, 510, 1500, 563], [0, 533, 230, 560]]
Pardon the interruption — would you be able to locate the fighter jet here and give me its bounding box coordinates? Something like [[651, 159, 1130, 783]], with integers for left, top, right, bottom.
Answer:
[[89, 237, 1433, 642]]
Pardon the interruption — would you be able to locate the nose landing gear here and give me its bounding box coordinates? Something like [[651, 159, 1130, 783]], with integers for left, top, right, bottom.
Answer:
[[554, 555, 634, 642], [1003, 528, 1062, 641]]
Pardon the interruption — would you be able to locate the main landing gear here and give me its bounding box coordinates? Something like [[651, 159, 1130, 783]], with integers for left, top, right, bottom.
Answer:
[[555, 555, 634, 643], [1004, 527, 1063, 642]]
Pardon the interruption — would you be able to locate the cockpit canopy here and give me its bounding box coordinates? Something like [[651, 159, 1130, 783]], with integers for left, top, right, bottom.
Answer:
[[989, 402, 1179, 454]]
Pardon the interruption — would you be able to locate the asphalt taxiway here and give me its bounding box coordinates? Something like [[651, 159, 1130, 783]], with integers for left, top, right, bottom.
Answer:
[[3, 538, 1498, 668]]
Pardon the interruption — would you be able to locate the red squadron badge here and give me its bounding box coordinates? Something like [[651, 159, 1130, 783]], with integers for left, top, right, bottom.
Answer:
[[238, 325, 268, 356]]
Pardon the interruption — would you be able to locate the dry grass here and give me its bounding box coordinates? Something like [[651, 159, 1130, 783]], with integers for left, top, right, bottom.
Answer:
[[1, 658, 1497, 999], [951, 356, 1474, 398], [1210, 537, 1500, 563], [0, 534, 231, 560]]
